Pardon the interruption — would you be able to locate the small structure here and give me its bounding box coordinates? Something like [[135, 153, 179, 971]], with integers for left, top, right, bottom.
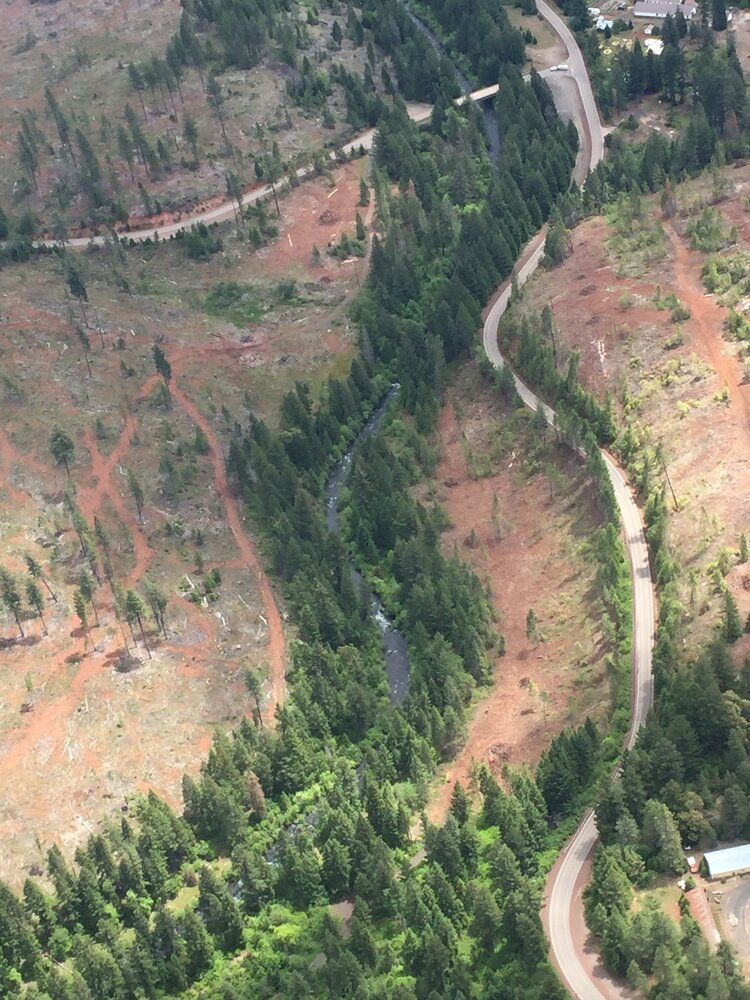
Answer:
[[687, 855, 698, 874], [588, 5, 601, 13], [644, 37, 664, 54], [643, 22, 655, 32], [704, 844, 750, 879], [633, 0, 697, 17], [595, 14, 615, 28]]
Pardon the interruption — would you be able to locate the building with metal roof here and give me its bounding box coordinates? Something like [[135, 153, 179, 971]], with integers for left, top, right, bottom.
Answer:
[[633, 0, 697, 17], [704, 844, 750, 879]]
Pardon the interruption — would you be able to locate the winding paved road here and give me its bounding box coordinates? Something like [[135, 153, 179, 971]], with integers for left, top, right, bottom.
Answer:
[[40, 47, 570, 250], [43, 6, 648, 993], [482, 5, 654, 998]]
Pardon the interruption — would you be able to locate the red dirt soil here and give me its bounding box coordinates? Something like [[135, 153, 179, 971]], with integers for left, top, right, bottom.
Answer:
[[0, 343, 287, 885], [426, 385, 607, 824], [254, 164, 370, 280], [0, 149, 386, 883], [170, 377, 286, 715], [666, 223, 750, 431], [518, 202, 750, 648]]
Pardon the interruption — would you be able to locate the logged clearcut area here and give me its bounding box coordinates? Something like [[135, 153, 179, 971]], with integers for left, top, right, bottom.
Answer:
[[2, 0, 750, 996]]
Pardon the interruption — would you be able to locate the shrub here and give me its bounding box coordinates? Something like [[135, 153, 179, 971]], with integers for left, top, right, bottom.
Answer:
[[183, 222, 223, 261], [686, 206, 728, 253], [663, 329, 684, 350], [670, 303, 691, 323]]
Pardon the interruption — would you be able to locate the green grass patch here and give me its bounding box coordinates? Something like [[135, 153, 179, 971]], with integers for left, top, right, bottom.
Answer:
[[165, 883, 199, 914], [686, 205, 731, 253], [605, 194, 667, 277], [202, 281, 266, 326], [702, 249, 750, 304]]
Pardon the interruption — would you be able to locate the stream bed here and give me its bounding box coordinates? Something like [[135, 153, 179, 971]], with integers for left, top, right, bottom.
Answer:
[[324, 387, 411, 704]]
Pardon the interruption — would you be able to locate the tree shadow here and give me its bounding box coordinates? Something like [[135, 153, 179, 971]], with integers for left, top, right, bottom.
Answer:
[[0, 633, 41, 650], [104, 648, 143, 673]]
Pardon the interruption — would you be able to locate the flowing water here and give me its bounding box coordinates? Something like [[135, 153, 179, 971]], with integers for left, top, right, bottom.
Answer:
[[405, 8, 501, 164], [324, 387, 411, 704], [324, 20, 503, 703]]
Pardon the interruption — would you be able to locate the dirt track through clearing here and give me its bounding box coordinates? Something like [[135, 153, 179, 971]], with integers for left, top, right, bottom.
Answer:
[[0, 355, 287, 797], [170, 377, 287, 717], [80, 425, 153, 589], [667, 224, 750, 429]]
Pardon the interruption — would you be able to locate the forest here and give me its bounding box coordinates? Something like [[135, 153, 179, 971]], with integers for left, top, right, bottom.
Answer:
[[0, 55, 614, 999], [5, 0, 750, 995]]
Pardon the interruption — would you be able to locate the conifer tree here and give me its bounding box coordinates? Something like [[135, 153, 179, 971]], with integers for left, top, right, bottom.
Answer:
[[76, 325, 93, 378], [245, 669, 264, 726], [0, 569, 24, 637], [26, 579, 46, 635], [66, 261, 89, 326], [143, 577, 168, 637], [44, 85, 75, 163], [49, 427, 75, 476], [206, 73, 228, 149], [74, 588, 95, 650], [723, 587, 743, 642], [152, 344, 172, 400], [183, 114, 199, 163], [79, 568, 99, 626], [25, 554, 57, 602], [75, 129, 104, 209], [128, 63, 149, 121], [127, 468, 145, 523], [125, 589, 151, 657], [116, 124, 135, 180]]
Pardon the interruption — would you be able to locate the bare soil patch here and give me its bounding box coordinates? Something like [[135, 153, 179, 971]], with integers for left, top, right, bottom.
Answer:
[[0, 160, 370, 885], [505, 7, 562, 69], [424, 365, 608, 824], [0, 0, 384, 227], [517, 168, 750, 651]]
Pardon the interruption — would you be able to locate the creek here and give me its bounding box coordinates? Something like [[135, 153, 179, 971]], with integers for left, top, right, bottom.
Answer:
[[324, 387, 411, 704], [324, 21, 503, 703], [404, 7, 501, 163]]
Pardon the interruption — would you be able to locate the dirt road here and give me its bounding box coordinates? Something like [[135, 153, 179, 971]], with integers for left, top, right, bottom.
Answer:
[[170, 378, 286, 717], [666, 224, 750, 431]]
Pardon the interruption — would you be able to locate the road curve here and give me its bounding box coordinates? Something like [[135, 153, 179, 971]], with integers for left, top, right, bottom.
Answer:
[[38, 5, 645, 992], [40, 67, 568, 250], [36, 101, 431, 249], [536, 0, 605, 171], [482, 4, 653, 999]]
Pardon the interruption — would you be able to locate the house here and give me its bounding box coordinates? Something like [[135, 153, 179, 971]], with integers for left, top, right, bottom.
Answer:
[[643, 22, 655, 32], [704, 844, 750, 879], [595, 14, 615, 29], [633, 0, 698, 18]]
